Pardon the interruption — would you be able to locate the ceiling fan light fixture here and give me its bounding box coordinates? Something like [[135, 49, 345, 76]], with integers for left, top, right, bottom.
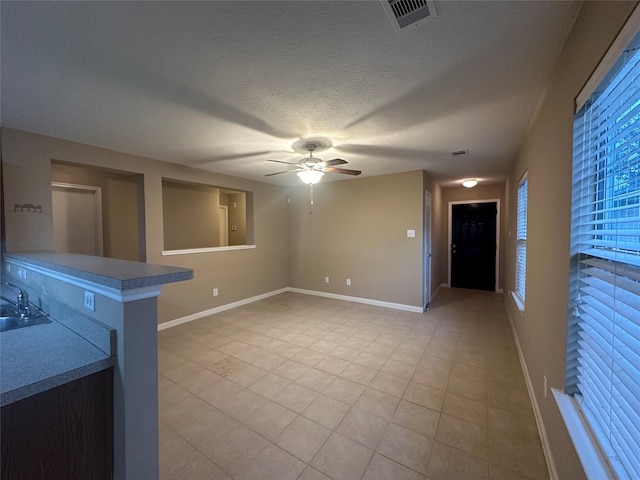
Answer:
[[462, 179, 478, 188], [297, 170, 324, 184]]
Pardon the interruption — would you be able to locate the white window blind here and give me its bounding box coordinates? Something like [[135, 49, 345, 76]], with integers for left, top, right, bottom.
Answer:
[[568, 29, 640, 480], [515, 174, 528, 304]]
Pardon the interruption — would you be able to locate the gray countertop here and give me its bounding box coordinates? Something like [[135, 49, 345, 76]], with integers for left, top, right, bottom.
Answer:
[[1, 252, 192, 406], [4, 252, 193, 290], [1, 317, 113, 406]]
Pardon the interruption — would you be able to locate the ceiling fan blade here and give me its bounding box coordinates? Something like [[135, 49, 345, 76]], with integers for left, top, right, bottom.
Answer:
[[324, 167, 362, 176], [323, 158, 348, 166], [268, 159, 300, 165], [264, 169, 301, 177]]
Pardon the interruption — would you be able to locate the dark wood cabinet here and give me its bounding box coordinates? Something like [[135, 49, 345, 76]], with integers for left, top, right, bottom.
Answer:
[[1, 368, 113, 480]]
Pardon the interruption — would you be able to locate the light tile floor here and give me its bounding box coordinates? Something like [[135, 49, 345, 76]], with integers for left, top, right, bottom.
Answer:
[[158, 288, 548, 480]]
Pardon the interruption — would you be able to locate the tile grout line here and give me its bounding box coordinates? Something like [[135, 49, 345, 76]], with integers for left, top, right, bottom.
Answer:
[[160, 290, 546, 480]]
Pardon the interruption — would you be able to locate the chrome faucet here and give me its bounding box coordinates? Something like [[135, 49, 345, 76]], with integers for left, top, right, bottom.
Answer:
[[2, 282, 30, 317]]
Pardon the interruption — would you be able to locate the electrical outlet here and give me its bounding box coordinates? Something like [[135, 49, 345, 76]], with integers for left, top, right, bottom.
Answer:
[[17, 267, 27, 280], [325, 277, 330, 283], [544, 375, 548, 400], [213, 288, 219, 297], [84, 291, 95, 311], [346, 278, 351, 286]]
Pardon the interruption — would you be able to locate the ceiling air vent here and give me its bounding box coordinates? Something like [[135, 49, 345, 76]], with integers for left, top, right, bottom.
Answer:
[[382, 0, 437, 30]]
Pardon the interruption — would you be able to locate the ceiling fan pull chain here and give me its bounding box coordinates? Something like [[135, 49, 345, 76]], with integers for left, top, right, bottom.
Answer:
[[309, 183, 314, 214]]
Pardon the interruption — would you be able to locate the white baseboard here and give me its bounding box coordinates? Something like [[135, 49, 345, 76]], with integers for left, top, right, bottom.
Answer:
[[158, 287, 424, 330], [288, 288, 424, 313], [158, 288, 288, 330], [505, 305, 558, 480]]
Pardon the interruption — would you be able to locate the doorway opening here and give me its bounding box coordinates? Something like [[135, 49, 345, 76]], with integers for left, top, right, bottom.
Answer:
[[448, 200, 500, 291]]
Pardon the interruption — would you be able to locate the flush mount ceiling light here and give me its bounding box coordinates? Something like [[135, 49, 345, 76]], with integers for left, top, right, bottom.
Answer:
[[462, 179, 478, 188]]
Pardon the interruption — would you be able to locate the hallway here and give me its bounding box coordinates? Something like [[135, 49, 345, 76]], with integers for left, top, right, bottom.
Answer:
[[158, 288, 548, 480]]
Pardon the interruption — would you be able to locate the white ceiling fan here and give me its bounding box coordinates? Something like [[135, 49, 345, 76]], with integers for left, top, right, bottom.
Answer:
[[265, 143, 361, 184]]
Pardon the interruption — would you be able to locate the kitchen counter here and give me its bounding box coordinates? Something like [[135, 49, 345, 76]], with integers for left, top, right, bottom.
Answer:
[[0, 316, 114, 406], [1, 252, 192, 407], [1, 251, 192, 478], [4, 251, 193, 291]]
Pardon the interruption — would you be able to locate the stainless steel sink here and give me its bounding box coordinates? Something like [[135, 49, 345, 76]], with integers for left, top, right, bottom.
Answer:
[[0, 304, 19, 317], [0, 304, 51, 332], [0, 316, 21, 331]]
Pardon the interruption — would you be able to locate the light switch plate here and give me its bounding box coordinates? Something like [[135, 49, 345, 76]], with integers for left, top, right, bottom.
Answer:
[[407, 229, 416, 238]]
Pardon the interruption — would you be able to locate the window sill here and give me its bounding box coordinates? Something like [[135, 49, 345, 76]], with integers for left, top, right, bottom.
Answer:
[[511, 291, 525, 313], [161, 245, 256, 256], [552, 389, 616, 479]]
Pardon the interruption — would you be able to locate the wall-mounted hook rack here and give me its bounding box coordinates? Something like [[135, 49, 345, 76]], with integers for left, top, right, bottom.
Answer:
[[13, 203, 43, 213]]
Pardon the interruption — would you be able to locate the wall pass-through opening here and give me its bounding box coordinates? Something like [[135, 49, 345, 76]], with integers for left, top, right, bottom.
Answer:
[[51, 161, 146, 262]]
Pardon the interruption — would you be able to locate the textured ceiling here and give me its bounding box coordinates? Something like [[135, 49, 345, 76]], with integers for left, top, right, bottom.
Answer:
[[1, 1, 581, 187]]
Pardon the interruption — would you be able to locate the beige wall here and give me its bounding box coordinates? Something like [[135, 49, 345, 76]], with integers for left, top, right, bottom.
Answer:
[[2, 128, 434, 319], [438, 183, 507, 292], [288, 170, 432, 308], [105, 177, 140, 261], [51, 162, 140, 261], [503, 2, 638, 479], [162, 180, 220, 250], [1, 128, 290, 323]]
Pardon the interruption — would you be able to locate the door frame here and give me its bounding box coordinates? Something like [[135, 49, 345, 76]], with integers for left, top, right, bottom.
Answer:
[[51, 182, 104, 256], [423, 190, 432, 310], [447, 199, 500, 292], [219, 205, 229, 247]]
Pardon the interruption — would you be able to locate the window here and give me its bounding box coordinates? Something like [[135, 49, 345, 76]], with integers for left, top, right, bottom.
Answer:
[[514, 173, 528, 308], [567, 28, 640, 479]]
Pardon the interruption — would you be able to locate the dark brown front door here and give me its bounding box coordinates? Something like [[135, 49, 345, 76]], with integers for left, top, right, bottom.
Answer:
[[451, 202, 497, 291]]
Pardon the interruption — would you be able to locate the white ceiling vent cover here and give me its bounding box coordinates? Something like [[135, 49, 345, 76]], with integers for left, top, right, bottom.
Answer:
[[382, 0, 438, 30]]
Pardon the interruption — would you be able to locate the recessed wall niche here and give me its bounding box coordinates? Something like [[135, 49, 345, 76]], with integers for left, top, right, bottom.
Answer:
[[161, 178, 252, 251], [51, 161, 145, 261]]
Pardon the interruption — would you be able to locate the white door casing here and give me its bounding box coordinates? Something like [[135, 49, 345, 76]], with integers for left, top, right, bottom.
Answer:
[[219, 205, 229, 247], [424, 190, 432, 309]]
